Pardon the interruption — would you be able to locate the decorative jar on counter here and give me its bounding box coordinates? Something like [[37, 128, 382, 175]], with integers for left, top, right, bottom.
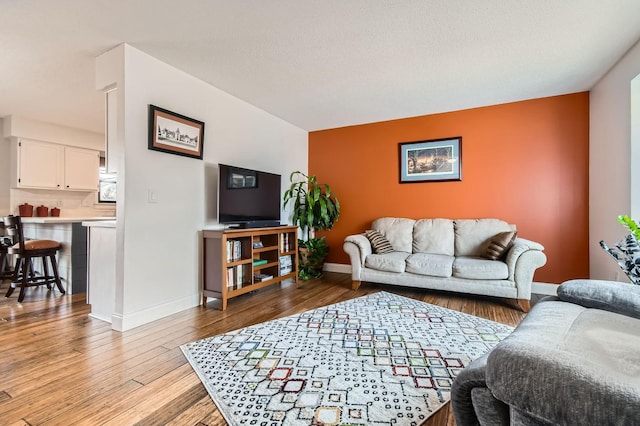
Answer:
[[18, 203, 33, 217]]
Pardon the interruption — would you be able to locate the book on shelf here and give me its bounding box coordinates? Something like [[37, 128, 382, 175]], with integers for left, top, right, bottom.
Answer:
[[279, 255, 292, 266], [236, 264, 244, 286], [226, 264, 245, 289], [252, 258, 268, 266], [280, 233, 291, 252], [279, 255, 293, 275], [226, 239, 243, 262], [226, 267, 234, 289], [254, 273, 273, 282]]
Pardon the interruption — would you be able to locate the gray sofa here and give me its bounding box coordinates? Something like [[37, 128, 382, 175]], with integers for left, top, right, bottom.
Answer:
[[451, 279, 640, 425], [343, 218, 547, 311]]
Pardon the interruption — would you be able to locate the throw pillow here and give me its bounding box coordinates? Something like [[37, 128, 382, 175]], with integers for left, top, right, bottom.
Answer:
[[364, 230, 394, 254], [484, 231, 517, 260]]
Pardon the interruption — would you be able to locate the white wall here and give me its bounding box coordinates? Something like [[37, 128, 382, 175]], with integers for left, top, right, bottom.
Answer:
[[2, 116, 104, 150], [590, 38, 640, 281], [0, 120, 9, 216], [631, 74, 640, 219], [97, 44, 308, 331]]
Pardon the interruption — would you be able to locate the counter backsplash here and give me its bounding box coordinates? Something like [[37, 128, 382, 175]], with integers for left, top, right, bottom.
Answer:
[[9, 188, 115, 218]]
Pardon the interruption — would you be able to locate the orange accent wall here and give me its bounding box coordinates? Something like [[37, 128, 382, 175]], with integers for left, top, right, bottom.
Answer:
[[309, 93, 589, 284]]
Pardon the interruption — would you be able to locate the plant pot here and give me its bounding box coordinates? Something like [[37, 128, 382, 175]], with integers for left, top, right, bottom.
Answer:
[[298, 237, 329, 280], [18, 203, 33, 217]]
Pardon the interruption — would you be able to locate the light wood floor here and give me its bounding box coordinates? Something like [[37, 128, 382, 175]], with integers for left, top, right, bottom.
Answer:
[[0, 272, 542, 426]]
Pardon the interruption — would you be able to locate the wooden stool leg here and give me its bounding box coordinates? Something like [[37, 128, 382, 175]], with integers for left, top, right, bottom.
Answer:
[[5, 283, 15, 298], [4, 258, 24, 297], [5, 258, 20, 298], [49, 254, 65, 295], [42, 256, 52, 289], [0, 252, 6, 277], [11, 258, 20, 282], [17, 257, 32, 303], [28, 259, 36, 279]]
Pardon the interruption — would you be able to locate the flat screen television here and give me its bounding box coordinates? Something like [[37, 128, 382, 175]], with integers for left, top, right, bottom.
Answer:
[[218, 163, 282, 228]]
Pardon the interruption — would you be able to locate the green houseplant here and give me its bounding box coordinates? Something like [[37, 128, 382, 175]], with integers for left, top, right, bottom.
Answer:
[[600, 215, 640, 285], [283, 171, 340, 280]]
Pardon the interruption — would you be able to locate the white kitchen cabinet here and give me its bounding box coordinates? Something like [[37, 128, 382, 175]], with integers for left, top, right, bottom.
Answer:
[[11, 138, 99, 191], [14, 138, 62, 189], [64, 146, 100, 190]]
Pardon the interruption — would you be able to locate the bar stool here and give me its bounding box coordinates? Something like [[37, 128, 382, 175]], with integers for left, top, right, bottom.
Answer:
[[0, 220, 13, 279], [3, 215, 65, 302]]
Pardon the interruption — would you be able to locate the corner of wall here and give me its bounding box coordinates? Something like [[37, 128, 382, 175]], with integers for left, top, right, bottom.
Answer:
[[631, 74, 640, 220], [0, 120, 10, 215]]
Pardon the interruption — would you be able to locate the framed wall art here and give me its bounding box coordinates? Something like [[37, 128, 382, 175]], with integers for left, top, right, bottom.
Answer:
[[398, 137, 462, 183], [148, 105, 205, 159]]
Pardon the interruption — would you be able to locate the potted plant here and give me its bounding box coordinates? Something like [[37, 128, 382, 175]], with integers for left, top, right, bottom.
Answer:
[[600, 215, 640, 285], [283, 171, 340, 279]]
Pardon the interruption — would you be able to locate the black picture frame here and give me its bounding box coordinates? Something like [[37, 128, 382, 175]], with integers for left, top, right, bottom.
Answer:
[[148, 105, 205, 159], [398, 137, 462, 183]]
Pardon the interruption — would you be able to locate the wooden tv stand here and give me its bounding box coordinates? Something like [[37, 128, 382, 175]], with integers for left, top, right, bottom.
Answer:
[[202, 226, 298, 310]]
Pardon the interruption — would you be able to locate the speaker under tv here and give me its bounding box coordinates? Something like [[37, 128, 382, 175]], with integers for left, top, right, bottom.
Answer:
[[218, 164, 282, 228]]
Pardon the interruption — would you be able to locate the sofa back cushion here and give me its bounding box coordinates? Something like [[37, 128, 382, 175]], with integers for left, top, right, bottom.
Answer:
[[372, 217, 415, 253], [413, 219, 455, 255], [454, 219, 516, 257]]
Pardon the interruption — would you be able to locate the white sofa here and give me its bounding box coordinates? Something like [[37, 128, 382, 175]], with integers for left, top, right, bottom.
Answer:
[[343, 218, 547, 311]]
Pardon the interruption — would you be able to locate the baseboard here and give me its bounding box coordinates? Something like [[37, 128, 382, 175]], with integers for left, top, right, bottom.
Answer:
[[88, 313, 112, 324], [324, 262, 351, 274], [325, 263, 559, 296], [110, 294, 200, 332], [531, 282, 558, 296]]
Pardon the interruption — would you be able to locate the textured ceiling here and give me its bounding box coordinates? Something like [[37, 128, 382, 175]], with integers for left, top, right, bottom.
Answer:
[[1, 0, 640, 134]]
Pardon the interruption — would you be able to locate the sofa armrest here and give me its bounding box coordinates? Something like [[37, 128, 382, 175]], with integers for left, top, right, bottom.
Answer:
[[343, 234, 372, 280], [451, 352, 510, 426], [504, 238, 547, 299], [486, 299, 640, 425], [557, 279, 640, 320]]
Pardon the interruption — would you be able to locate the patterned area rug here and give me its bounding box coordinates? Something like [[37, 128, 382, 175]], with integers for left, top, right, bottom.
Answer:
[[181, 292, 513, 425]]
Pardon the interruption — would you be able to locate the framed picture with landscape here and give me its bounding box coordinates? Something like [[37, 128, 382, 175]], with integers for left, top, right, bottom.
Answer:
[[398, 137, 462, 183], [148, 105, 205, 159]]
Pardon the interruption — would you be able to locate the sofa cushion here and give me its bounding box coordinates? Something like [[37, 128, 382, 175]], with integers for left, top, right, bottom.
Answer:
[[453, 256, 509, 280], [557, 279, 640, 320], [365, 252, 409, 273], [455, 219, 516, 257], [364, 230, 393, 254], [406, 253, 454, 278], [372, 217, 415, 253], [485, 300, 640, 426], [412, 219, 455, 256], [484, 231, 517, 260]]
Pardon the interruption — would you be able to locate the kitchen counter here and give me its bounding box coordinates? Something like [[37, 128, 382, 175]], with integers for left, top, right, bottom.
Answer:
[[82, 220, 116, 228], [83, 220, 116, 324], [20, 216, 115, 224], [17, 218, 113, 294]]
